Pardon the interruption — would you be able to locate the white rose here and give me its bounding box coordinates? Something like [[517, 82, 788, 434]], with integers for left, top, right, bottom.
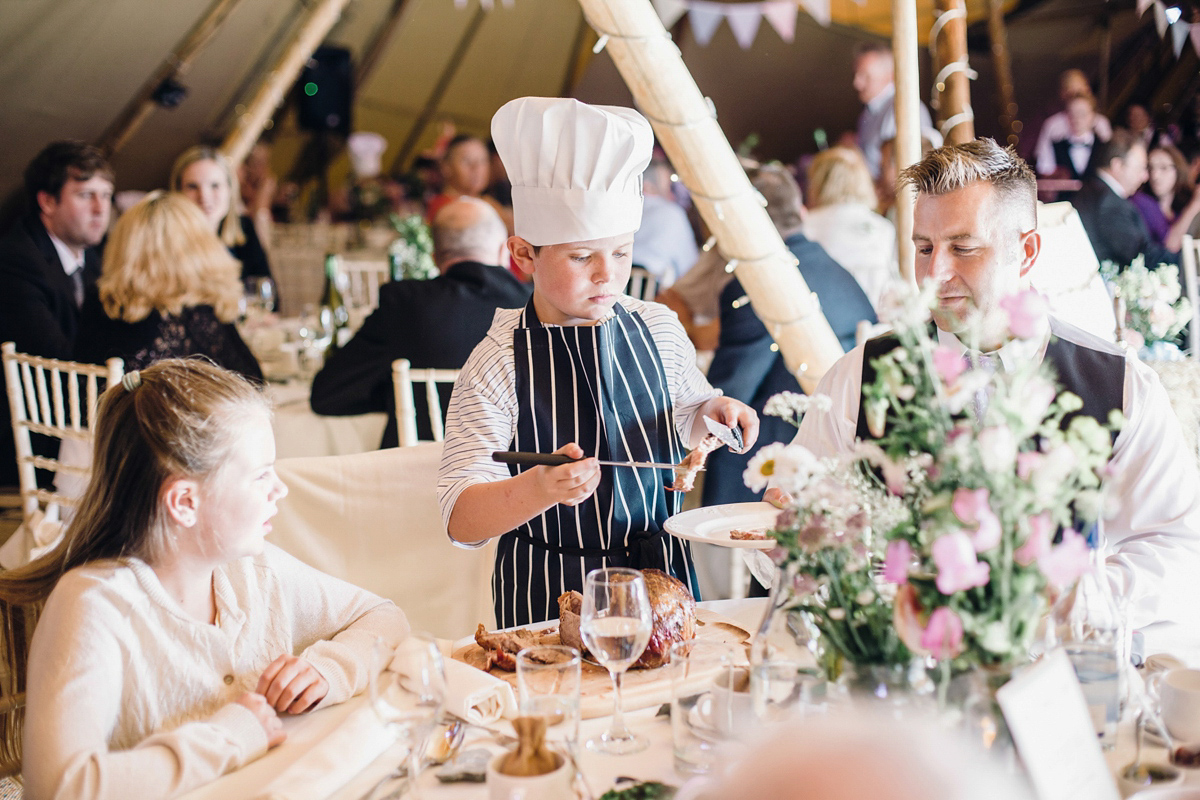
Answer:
[[978, 426, 1018, 474]]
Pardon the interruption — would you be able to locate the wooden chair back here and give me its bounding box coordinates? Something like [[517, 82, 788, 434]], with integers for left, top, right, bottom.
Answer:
[[2, 343, 123, 524], [390, 359, 461, 447], [627, 267, 659, 302]]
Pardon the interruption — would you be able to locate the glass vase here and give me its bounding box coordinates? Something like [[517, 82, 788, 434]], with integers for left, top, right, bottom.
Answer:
[[939, 663, 1018, 768], [838, 660, 932, 717]]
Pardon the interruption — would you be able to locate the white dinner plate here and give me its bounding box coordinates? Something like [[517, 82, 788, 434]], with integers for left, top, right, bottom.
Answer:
[[663, 501, 780, 550]]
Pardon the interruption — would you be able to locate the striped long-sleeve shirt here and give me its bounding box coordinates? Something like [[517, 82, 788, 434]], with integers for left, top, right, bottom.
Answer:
[[436, 296, 719, 545]]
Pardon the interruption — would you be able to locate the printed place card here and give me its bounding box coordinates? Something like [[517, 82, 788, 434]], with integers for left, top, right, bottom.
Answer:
[[996, 648, 1119, 800]]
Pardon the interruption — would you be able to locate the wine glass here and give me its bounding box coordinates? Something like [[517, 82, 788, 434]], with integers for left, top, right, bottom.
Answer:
[[580, 567, 653, 755], [368, 634, 446, 799], [243, 276, 277, 315]]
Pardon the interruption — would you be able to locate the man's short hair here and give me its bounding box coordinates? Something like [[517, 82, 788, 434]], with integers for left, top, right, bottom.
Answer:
[[898, 138, 1037, 227], [24, 141, 113, 208], [853, 40, 893, 63], [442, 134, 484, 162], [747, 163, 803, 233], [1093, 128, 1142, 171], [432, 197, 507, 265]]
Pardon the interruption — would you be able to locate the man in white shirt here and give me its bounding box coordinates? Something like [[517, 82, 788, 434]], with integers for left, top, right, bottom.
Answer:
[[1033, 69, 1113, 177], [793, 138, 1200, 636], [0, 140, 113, 486], [631, 158, 698, 288], [854, 41, 936, 180]]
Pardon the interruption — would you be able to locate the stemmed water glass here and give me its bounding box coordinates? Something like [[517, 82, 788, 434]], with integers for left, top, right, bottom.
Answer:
[[368, 634, 447, 799], [580, 567, 653, 755]]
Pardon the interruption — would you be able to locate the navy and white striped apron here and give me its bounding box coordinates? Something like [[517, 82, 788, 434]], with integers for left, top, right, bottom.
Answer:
[[494, 299, 700, 628]]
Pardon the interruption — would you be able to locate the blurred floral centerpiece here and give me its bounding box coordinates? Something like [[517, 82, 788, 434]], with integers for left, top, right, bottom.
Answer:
[[388, 213, 437, 281], [1102, 256, 1192, 358], [747, 289, 1121, 683]]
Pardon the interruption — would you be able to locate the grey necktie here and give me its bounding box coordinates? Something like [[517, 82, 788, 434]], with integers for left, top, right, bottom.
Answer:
[[71, 268, 84, 309], [970, 352, 998, 421]]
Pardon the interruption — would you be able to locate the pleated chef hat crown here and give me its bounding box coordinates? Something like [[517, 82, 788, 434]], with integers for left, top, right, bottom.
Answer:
[[491, 97, 654, 246]]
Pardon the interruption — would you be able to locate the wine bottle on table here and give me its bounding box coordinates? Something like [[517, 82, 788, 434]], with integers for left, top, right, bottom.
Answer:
[[388, 250, 404, 282], [321, 253, 350, 350]]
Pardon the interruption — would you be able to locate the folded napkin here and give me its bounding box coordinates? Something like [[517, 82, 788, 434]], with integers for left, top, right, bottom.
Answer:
[[252, 705, 396, 800], [444, 658, 516, 726], [0, 508, 64, 570]]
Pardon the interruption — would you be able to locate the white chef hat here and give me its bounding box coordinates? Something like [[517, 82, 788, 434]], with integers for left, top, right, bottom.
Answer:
[[347, 131, 388, 178], [491, 97, 654, 246]]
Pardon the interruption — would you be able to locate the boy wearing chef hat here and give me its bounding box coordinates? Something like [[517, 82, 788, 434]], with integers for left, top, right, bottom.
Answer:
[[436, 97, 759, 629]]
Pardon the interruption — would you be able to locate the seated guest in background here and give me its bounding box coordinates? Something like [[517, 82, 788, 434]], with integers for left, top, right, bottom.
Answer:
[[803, 146, 898, 309], [0, 140, 113, 487], [1034, 69, 1112, 177], [1039, 92, 1106, 181], [311, 197, 529, 447], [5, 359, 408, 799], [655, 247, 732, 353], [1131, 143, 1200, 258], [74, 192, 262, 381], [876, 133, 937, 222], [632, 157, 699, 287], [237, 140, 276, 247], [794, 139, 1200, 633], [425, 134, 491, 223], [704, 162, 875, 511], [853, 41, 936, 180], [171, 146, 274, 284], [1072, 129, 1174, 269]]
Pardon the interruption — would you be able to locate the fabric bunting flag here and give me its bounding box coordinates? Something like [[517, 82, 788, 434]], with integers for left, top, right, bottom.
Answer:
[[799, 0, 831, 27], [762, 1, 799, 41], [726, 5, 764, 48], [688, 0, 726, 45]]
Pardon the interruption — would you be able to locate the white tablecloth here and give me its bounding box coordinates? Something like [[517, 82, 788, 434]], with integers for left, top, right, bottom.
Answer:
[[268, 382, 387, 460], [179, 599, 767, 800]]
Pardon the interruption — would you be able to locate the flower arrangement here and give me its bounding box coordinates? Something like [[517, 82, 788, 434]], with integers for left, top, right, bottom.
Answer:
[[747, 289, 1121, 680], [387, 214, 437, 281], [1101, 256, 1192, 352]]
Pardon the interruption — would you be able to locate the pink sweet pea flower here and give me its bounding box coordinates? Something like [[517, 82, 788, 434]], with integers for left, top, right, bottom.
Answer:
[[1017, 451, 1042, 480], [1000, 289, 1049, 339], [932, 345, 967, 384], [921, 606, 965, 660], [1014, 512, 1053, 566], [883, 540, 912, 584], [1038, 527, 1092, 588], [951, 488, 1002, 552], [932, 531, 991, 593]]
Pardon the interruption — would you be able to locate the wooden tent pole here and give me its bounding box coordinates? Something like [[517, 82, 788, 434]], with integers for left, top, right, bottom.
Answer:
[[220, 0, 353, 167], [575, 0, 844, 390], [987, 0, 1019, 148], [390, 6, 488, 173], [931, 0, 975, 144], [892, 0, 921, 284], [95, 0, 248, 157]]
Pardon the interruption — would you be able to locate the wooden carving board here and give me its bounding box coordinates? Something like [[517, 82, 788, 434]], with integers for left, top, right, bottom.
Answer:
[[451, 609, 752, 719]]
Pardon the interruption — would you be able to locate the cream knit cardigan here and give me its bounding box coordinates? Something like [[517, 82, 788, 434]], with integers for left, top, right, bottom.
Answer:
[[22, 543, 409, 800]]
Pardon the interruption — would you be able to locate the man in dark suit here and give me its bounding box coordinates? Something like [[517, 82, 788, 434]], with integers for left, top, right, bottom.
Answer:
[[1072, 129, 1173, 269], [311, 197, 530, 448], [0, 141, 114, 486], [703, 164, 877, 509]]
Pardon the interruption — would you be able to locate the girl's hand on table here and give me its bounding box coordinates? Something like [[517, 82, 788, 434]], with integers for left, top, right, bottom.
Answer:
[[535, 442, 600, 508], [236, 692, 287, 747], [257, 655, 330, 714]]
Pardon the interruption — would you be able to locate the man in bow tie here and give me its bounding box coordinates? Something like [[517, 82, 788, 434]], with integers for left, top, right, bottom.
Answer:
[[791, 138, 1200, 638]]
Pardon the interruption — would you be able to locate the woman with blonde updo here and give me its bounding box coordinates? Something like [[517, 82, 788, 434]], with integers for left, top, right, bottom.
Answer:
[[803, 146, 899, 309], [74, 191, 262, 380]]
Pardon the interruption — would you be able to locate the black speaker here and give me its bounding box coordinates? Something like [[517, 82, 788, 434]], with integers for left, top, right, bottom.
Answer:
[[297, 46, 353, 136]]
